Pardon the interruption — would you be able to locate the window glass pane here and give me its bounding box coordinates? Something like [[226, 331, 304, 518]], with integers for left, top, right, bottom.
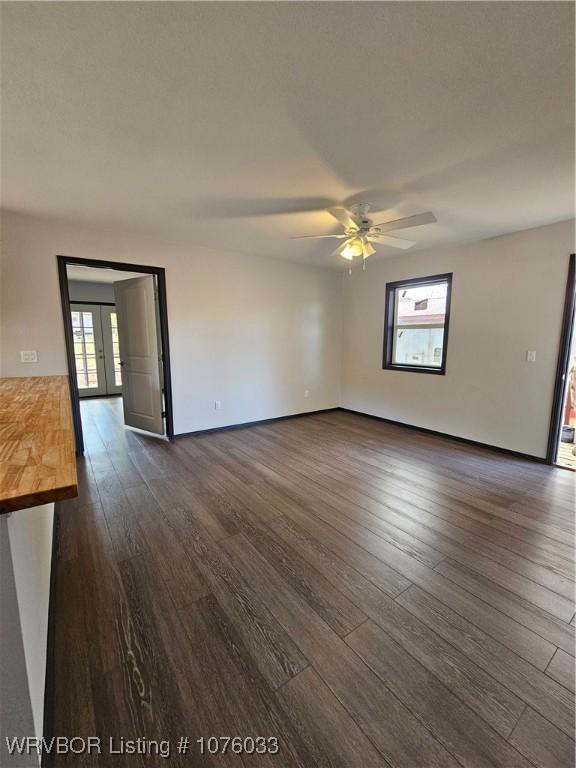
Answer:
[[110, 311, 122, 388], [74, 345, 88, 384], [396, 282, 447, 328], [72, 309, 99, 389], [386, 276, 451, 371], [393, 327, 445, 367]]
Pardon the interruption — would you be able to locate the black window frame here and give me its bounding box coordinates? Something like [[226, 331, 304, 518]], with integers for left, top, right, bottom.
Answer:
[[383, 272, 453, 375]]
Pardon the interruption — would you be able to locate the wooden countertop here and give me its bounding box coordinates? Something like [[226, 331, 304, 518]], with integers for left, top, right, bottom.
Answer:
[[0, 376, 78, 513]]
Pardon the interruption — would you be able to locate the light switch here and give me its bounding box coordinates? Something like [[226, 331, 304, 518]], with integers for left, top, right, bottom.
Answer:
[[20, 350, 38, 363], [526, 350, 537, 362]]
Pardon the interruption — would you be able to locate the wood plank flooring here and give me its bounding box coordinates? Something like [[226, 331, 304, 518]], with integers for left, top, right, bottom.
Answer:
[[51, 398, 575, 767]]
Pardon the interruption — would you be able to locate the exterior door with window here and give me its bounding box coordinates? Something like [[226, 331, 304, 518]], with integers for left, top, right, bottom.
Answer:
[[71, 304, 107, 396], [100, 306, 123, 395]]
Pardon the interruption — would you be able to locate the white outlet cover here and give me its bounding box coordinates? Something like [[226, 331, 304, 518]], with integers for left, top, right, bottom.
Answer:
[[20, 350, 38, 363], [526, 350, 537, 362]]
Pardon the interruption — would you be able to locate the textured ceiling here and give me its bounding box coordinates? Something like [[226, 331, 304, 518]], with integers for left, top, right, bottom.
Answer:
[[1, 2, 574, 269]]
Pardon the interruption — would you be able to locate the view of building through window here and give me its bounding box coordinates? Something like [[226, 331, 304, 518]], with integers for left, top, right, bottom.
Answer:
[[392, 281, 449, 368]]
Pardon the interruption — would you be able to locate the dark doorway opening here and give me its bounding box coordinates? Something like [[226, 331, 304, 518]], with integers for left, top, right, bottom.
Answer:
[[547, 253, 576, 467], [57, 255, 174, 454]]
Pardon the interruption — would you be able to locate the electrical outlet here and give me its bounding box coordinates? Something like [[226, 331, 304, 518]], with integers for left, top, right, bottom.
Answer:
[[20, 350, 38, 363], [526, 350, 537, 362], [214, 400, 222, 410]]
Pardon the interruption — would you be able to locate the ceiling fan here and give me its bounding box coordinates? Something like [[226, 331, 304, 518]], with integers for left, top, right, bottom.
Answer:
[[293, 203, 437, 264]]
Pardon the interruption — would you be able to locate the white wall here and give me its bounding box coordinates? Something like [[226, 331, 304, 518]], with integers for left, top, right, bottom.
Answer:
[[0, 212, 342, 433], [341, 219, 575, 458]]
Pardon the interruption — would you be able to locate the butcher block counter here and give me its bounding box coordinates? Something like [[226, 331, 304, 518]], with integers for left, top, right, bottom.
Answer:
[[0, 376, 78, 513]]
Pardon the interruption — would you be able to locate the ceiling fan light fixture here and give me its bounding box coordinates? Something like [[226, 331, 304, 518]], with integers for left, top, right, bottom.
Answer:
[[363, 241, 376, 258], [340, 238, 364, 260]]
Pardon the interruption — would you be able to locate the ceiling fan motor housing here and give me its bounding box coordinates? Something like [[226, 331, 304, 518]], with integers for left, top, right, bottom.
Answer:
[[350, 202, 372, 218], [354, 219, 374, 237]]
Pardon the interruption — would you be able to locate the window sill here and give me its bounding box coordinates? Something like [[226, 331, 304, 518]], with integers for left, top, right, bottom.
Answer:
[[383, 364, 446, 375]]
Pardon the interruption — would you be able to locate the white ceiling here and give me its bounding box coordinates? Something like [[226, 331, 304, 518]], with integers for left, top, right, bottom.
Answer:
[[1, 2, 574, 269], [66, 265, 148, 284]]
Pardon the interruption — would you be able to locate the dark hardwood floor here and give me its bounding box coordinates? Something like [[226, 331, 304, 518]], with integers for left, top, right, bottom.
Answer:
[[52, 397, 575, 767]]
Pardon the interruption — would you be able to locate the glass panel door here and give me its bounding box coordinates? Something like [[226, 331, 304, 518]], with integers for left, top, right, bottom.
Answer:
[[70, 304, 107, 397], [100, 305, 123, 395]]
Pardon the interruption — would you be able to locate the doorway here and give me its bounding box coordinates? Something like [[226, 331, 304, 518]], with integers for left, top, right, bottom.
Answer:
[[548, 253, 576, 469], [57, 256, 174, 454]]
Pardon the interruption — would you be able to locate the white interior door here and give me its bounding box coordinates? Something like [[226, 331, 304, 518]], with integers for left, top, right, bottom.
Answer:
[[100, 305, 123, 396], [71, 304, 107, 397], [114, 276, 164, 435]]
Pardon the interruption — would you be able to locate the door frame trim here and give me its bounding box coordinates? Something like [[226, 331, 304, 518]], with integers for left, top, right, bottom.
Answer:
[[57, 255, 175, 453], [547, 253, 576, 465]]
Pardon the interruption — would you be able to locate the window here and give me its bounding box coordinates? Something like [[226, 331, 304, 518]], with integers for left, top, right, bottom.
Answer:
[[383, 273, 452, 374]]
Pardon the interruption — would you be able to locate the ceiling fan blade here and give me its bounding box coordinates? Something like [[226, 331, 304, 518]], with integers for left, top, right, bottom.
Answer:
[[291, 234, 347, 240], [369, 235, 415, 250], [189, 196, 336, 219], [371, 212, 436, 233], [327, 207, 358, 230]]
